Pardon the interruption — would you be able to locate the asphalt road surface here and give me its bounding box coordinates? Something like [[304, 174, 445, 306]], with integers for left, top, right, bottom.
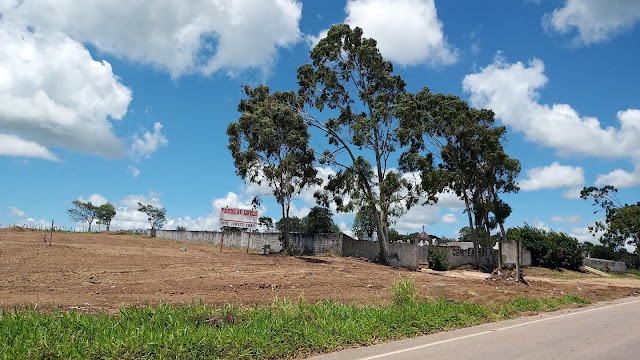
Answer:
[[309, 296, 640, 360]]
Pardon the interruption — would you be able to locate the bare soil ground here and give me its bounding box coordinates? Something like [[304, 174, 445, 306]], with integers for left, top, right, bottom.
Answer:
[[1, 228, 639, 313]]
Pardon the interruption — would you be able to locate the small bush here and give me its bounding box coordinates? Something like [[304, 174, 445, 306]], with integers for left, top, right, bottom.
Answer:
[[428, 247, 450, 271]]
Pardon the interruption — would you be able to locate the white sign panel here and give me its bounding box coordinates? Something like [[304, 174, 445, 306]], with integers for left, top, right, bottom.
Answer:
[[219, 207, 258, 229]]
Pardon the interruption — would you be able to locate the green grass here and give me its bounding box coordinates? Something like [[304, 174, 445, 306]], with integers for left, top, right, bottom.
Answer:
[[615, 269, 640, 278], [495, 294, 590, 317], [626, 269, 640, 277], [599, 268, 640, 279], [0, 292, 591, 360]]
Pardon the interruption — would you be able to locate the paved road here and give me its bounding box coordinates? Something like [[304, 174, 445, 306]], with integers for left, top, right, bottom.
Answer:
[[309, 296, 640, 360]]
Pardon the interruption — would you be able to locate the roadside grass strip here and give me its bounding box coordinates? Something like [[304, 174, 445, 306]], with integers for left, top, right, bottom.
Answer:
[[0, 292, 591, 360]]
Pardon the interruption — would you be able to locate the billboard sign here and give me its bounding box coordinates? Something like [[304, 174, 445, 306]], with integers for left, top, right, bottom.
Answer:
[[219, 207, 258, 229]]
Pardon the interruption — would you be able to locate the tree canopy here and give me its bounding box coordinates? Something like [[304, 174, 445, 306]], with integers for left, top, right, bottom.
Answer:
[[352, 206, 377, 239], [229, 24, 520, 265], [228, 85, 320, 250], [581, 185, 639, 254], [273, 208, 339, 234], [137, 202, 166, 232], [258, 216, 275, 232], [297, 24, 422, 263], [275, 216, 305, 233], [508, 225, 582, 270], [96, 203, 116, 231], [398, 91, 520, 267], [303, 206, 339, 234], [67, 200, 97, 232]]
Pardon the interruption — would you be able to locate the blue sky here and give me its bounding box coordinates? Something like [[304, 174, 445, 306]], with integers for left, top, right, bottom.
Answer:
[[1, 0, 639, 243]]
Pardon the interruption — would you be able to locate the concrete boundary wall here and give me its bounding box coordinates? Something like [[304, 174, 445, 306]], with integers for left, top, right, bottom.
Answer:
[[341, 236, 418, 270], [342, 236, 378, 260], [151, 230, 418, 269], [388, 242, 419, 270], [443, 242, 532, 269], [290, 233, 343, 255], [446, 246, 498, 268], [500, 240, 532, 267], [152, 230, 283, 251], [584, 257, 627, 273]]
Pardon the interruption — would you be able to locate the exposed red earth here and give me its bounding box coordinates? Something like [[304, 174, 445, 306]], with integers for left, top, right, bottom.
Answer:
[[1, 227, 638, 313]]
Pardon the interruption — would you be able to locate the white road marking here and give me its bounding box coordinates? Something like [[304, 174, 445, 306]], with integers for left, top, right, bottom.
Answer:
[[357, 298, 640, 360]]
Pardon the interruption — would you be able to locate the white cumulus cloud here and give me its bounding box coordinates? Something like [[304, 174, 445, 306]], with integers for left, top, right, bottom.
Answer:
[[9, 206, 25, 218], [78, 194, 109, 207], [570, 225, 604, 243], [311, 0, 456, 67], [550, 215, 584, 224], [393, 204, 440, 234], [562, 187, 584, 200], [213, 192, 265, 214], [433, 190, 465, 210], [128, 165, 141, 178], [519, 162, 585, 191], [463, 56, 640, 161], [108, 194, 163, 230], [130, 122, 168, 160], [393, 183, 465, 233], [595, 162, 640, 188], [533, 220, 549, 231], [5, 0, 302, 78], [163, 215, 220, 232], [0, 24, 132, 160], [543, 0, 640, 46], [0, 134, 59, 161], [441, 213, 457, 224]]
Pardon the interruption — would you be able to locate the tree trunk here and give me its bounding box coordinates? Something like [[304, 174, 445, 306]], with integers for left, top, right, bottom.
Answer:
[[482, 204, 494, 267], [498, 221, 507, 268], [375, 204, 391, 264], [281, 202, 289, 251], [473, 194, 484, 269], [462, 192, 480, 269], [499, 222, 507, 241], [484, 210, 492, 247]]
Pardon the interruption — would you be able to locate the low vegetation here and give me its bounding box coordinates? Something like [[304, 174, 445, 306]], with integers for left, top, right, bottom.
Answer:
[[508, 225, 583, 270], [427, 247, 450, 271], [1, 280, 590, 360]]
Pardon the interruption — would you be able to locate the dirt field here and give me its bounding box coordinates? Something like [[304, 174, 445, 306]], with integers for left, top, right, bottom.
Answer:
[[1, 227, 639, 313]]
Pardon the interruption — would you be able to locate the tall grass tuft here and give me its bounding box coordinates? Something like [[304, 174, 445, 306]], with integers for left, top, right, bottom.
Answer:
[[391, 277, 417, 306]]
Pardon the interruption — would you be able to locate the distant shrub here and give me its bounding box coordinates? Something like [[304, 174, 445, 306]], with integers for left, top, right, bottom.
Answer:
[[507, 225, 582, 270], [176, 226, 187, 232], [428, 247, 450, 271]]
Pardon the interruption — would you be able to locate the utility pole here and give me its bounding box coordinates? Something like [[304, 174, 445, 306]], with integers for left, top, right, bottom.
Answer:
[[49, 219, 54, 245]]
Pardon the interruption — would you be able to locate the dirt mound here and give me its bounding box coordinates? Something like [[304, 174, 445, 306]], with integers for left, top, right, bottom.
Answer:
[[101, 230, 135, 235], [0, 226, 30, 232], [452, 264, 476, 271], [485, 268, 528, 286]]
